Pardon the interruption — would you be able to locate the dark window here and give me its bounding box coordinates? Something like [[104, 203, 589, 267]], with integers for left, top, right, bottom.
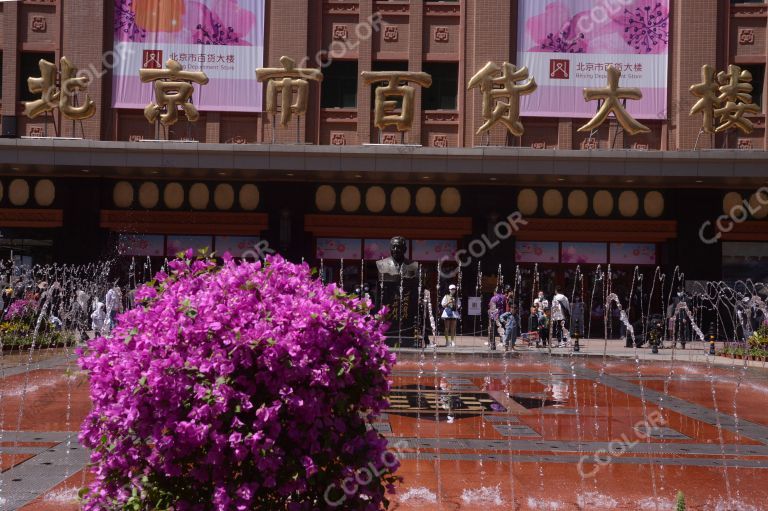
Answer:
[[370, 61, 409, 110], [741, 64, 765, 111], [422, 62, 458, 110], [19, 52, 56, 102], [321, 60, 358, 108]]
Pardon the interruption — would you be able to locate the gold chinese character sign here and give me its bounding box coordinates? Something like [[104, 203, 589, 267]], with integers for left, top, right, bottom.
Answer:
[[23, 57, 96, 121], [256, 56, 323, 127], [468, 61, 537, 137], [361, 71, 432, 132], [690, 64, 760, 134], [140, 59, 209, 127], [578, 65, 650, 136]]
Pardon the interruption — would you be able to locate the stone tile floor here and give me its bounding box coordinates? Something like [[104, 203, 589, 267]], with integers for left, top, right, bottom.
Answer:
[[1, 346, 767, 510]]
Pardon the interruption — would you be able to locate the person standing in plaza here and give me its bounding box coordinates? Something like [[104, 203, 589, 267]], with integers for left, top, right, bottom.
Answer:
[[570, 295, 585, 338], [441, 284, 459, 347], [539, 307, 551, 347], [488, 287, 507, 350], [105, 282, 123, 334], [533, 290, 549, 312], [500, 304, 520, 351], [552, 286, 570, 348]]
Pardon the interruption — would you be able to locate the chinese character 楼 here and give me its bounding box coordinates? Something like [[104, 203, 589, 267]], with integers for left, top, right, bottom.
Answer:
[[715, 64, 761, 134]]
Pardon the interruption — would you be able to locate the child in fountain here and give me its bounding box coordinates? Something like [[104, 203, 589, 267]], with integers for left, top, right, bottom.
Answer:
[[91, 301, 106, 337], [538, 307, 551, 347]]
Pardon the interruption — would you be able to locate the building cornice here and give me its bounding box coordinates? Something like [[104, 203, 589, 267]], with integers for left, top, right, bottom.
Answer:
[[0, 140, 766, 184]]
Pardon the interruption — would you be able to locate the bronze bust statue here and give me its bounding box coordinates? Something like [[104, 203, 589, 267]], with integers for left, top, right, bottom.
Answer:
[[376, 236, 418, 279]]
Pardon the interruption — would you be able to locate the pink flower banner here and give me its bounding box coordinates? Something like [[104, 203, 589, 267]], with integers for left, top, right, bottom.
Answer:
[[516, 241, 560, 263], [517, 0, 669, 119], [113, 0, 265, 112], [610, 242, 656, 265]]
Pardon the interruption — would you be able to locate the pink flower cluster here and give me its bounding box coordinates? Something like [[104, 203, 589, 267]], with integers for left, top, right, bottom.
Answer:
[[526, 0, 669, 55], [79, 253, 398, 510], [4, 299, 37, 322]]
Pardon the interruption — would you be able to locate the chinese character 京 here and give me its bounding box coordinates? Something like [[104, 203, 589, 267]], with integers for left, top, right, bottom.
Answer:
[[256, 56, 324, 127], [578, 65, 650, 136], [23, 57, 96, 121], [140, 59, 209, 126], [468, 61, 537, 137], [361, 71, 432, 132]]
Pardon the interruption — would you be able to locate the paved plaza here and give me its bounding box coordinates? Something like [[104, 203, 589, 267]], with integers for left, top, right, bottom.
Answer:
[[1, 344, 767, 510]]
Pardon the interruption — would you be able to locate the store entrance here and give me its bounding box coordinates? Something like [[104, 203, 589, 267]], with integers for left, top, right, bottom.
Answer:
[[0, 237, 55, 268], [513, 264, 659, 341]]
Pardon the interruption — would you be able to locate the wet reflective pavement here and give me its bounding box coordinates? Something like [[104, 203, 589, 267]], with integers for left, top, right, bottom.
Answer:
[[386, 353, 768, 510], [2, 350, 768, 510]]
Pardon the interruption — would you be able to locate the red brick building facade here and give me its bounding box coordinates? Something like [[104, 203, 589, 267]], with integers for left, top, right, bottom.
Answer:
[[0, 1, 767, 286], [1, 1, 765, 149]]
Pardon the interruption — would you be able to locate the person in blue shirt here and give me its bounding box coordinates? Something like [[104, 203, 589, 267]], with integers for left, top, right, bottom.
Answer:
[[499, 305, 519, 351]]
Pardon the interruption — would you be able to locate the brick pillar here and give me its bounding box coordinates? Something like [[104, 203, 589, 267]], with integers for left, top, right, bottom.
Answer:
[[464, 0, 512, 147], [409, 0, 424, 146], [671, 0, 718, 150], [266, 0, 309, 144], [609, 119, 625, 149], [358, 2, 373, 144], [557, 119, 572, 150], [1, 2, 19, 136], [206, 112, 221, 143], [61, 0, 104, 140]]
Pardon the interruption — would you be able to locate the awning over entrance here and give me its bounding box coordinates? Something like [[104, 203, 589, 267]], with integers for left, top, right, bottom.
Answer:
[[0, 209, 63, 228], [100, 211, 269, 236], [516, 219, 678, 242], [304, 214, 473, 240]]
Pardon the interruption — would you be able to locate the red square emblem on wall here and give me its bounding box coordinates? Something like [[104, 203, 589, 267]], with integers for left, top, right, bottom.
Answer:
[[550, 59, 570, 79], [143, 50, 163, 69]]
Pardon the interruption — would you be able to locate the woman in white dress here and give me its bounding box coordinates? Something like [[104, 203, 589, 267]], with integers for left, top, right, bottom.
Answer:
[[441, 284, 459, 347]]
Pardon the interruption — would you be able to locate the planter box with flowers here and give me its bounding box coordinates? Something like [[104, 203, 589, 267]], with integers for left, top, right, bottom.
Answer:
[[1, 298, 74, 350]]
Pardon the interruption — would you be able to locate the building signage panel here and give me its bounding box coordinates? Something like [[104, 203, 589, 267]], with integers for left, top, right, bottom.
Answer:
[[113, 0, 265, 112], [517, 0, 669, 119]]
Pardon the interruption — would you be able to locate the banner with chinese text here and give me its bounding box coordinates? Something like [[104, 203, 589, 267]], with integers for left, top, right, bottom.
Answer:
[[113, 0, 265, 112], [517, 0, 669, 119]]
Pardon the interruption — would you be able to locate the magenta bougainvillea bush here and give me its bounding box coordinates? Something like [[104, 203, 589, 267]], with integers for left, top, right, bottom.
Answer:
[[78, 253, 398, 510]]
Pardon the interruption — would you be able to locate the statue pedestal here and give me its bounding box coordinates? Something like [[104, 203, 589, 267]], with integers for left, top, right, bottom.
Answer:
[[378, 278, 419, 348]]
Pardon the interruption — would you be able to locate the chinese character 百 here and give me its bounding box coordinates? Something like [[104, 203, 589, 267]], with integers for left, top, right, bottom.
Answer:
[[256, 56, 324, 127], [467, 61, 537, 137], [578, 65, 650, 136], [140, 59, 209, 126], [361, 71, 432, 132]]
